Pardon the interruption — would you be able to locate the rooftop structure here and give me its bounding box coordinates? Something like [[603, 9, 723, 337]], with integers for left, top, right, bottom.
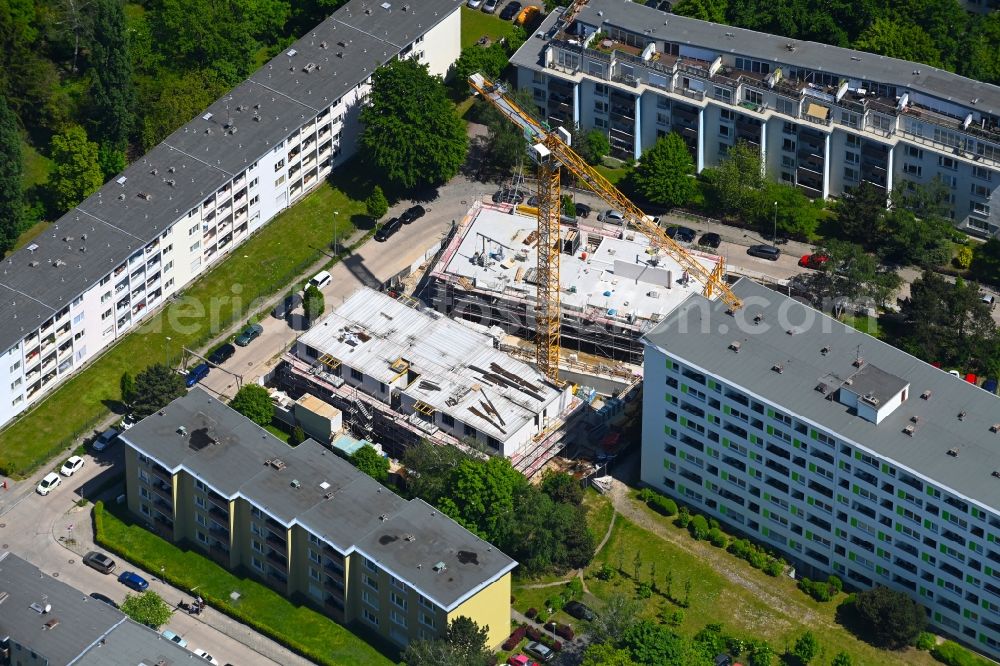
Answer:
[[0, 552, 192, 666], [427, 204, 722, 365], [122, 388, 517, 612], [283, 287, 575, 462]]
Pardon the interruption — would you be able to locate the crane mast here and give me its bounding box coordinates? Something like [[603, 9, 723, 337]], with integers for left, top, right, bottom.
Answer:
[[469, 73, 743, 383]]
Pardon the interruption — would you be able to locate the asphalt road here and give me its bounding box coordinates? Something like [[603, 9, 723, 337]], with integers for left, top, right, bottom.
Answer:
[[0, 450, 306, 666]]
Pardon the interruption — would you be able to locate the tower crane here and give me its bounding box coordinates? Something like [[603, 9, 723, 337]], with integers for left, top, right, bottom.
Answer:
[[469, 73, 742, 383]]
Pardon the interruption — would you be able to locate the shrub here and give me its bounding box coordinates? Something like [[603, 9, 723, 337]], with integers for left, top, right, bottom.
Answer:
[[674, 506, 691, 528], [666, 609, 685, 627], [526, 626, 542, 641], [525, 607, 537, 619], [636, 582, 652, 599], [708, 527, 728, 548], [915, 632, 936, 651], [595, 564, 616, 581], [502, 625, 528, 652], [954, 245, 973, 269], [688, 514, 710, 540], [799, 575, 843, 602], [535, 612, 548, 624], [566, 578, 583, 599], [637, 488, 655, 502], [762, 559, 783, 577], [828, 575, 843, 593], [931, 640, 993, 666], [555, 624, 575, 640]]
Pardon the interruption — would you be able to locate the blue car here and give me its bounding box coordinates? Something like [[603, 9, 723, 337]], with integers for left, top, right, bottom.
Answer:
[[118, 571, 149, 592], [983, 378, 998, 394], [185, 363, 210, 388]]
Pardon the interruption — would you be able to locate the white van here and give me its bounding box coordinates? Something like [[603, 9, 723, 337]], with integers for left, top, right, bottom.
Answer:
[[309, 270, 332, 290]]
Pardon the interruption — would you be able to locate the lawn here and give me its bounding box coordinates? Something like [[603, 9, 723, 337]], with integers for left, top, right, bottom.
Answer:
[[0, 179, 363, 477], [594, 164, 628, 186], [94, 502, 393, 665], [461, 6, 519, 49], [513, 493, 937, 666]]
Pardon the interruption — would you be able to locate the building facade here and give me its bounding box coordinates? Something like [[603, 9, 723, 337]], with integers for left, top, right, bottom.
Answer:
[[641, 279, 1000, 659], [0, 0, 462, 430], [511, 0, 1000, 238], [121, 389, 515, 650]]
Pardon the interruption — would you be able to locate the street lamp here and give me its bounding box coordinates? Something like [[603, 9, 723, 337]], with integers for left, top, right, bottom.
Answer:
[[772, 200, 778, 244], [163, 336, 172, 365], [332, 211, 340, 253]]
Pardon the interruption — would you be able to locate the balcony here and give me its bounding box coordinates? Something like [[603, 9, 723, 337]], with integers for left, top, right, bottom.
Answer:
[[266, 532, 286, 550], [266, 549, 288, 569], [323, 575, 345, 592], [208, 503, 227, 520], [151, 465, 171, 483], [151, 481, 172, 502], [324, 594, 345, 611]]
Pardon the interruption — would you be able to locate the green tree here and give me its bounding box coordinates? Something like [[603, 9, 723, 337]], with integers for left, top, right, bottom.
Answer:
[[798, 239, 902, 312], [791, 631, 819, 664], [445, 616, 490, 663], [401, 616, 491, 666], [480, 88, 537, 178], [852, 585, 928, 649], [748, 640, 775, 666], [303, 285, 325, 324], [878, 208, 953, 268], [97, 144, 127, 180], [831, 652, 853, 666], [758, 182, 822, 240], [49, 125, 102, 211], [119, 371, 137, 408], [132, 363, 186, 418], [361, 58, 468, 190], [590, 592, 639, 643], [671, 0, 726, 23], [448, 43, 510, 95], [854, 18, 943, 68], [0, 94, 23, 253], [965, 11, 1000, 84], [137, 70, 228, 150], [350, 444, 389, 482], [584, 129, 611, 165], [288, 424, 306, 445], [365, 185, 388, 220], [89, 0, 136, 148], [436, 456, 525, 540], [540, 469, 582, 504], [120, 590, 172, 628], [620, 619, 709, 666], [229, 384, 274, 426], [710, 140, 763, 216], [832, 181, 888, 248], [581, 643, 635, 666], [971, 238, 1000, 288], [631, 132, 696, 208], [401, 441, 470, 503]]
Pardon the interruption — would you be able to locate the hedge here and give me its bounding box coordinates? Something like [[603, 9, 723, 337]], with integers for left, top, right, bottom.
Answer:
[[930, 641, 994, 666], [502, 625, 527, 651]]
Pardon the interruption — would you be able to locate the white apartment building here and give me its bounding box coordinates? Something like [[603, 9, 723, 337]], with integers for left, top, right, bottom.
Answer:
[[641, 278, 1000, 660], [0, 0, 462, 429], [510, 0, 1000, 238]]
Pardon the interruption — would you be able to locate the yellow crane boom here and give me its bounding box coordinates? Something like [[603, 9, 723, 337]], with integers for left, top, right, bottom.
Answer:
[[469, 73, 742, 381]]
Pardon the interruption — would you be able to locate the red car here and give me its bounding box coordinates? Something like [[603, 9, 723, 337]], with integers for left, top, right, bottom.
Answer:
[[798, 253, 829, 269], [508, 656, 538, 666]]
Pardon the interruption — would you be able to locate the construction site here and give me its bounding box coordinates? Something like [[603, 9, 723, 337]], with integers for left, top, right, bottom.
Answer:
[[425, 203, 725, 368]]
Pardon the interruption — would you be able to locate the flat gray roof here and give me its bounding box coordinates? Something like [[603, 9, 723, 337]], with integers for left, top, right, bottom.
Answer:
[[643, 279, 1000, 512], [514, 0, 1000, 116], [847, 364, 909, 404], [122, 389, 516, 609], [74, 619, 197, 666], [0, 552, 126, 665], [0, 0, 462, 356]]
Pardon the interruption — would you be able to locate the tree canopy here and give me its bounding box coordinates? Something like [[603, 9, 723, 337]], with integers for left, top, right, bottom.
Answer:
[[120, 591, 173, 629], [49, 125, 103, 211], [631, 133, 696, 208], [350, 444, 389, 482], [89, 0, 136, 149], [851, 585, 928, 649], [360, 59, 468, 190], [401, 616, 491, 666], [0, 94, 23, 253], [132, 363, 186, 418], [229, 384, 274, 426], [365, 185, 388, 221], [304, 285, 325, 324]]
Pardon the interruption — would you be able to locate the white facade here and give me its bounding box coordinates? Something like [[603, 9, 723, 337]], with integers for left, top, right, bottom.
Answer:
[[512, 0, 1000, 238], [0, 0, 463, 430]]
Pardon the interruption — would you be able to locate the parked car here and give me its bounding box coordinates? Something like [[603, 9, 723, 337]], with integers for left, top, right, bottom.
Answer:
[[400, 205, 425, 224], [308, 270, 332, 290], [92, 428, 119, 452], [492, 189, 524, 205], [374, 216, 403, 242], [60, 455, 85, 477], [508, 656, 538, 666], [483, 0, 499, 12], [665, 225, 696, 242], [272, 293, 302, 319], [89, 592, 118, 608], [234, 323, 263, 347], [747, 244, 781, 261], [599, 209, 624, 224], [965, 373, 978, 384], [185, 363, 211, 388], [162, 629, 188, 649], [983, 293, 996, 306], [194, 649, 220, 665], [83, 551, 117, 574], [798, 253, 829, 269], [515, 4, 539, 25], [574, 202, 592, 218], [499, 0, 521, 19], [36, 472, 61, 496], [982, 377, 998, 394], [563, 599, 597, 621], [467, 0, 483, 7], [117, 571, 149, 592], [698, 232, 722, 248], [525, 641, 554, 662], [207, 343, 236, 365]]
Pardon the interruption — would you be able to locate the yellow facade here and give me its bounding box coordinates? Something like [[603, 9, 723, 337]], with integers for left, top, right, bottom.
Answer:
[[447, 572, 512, 649]]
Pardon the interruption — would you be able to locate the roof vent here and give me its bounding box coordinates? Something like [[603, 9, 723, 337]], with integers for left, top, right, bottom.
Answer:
[[820, 346, 831, 355], [116, 176, 127, 185], [379, 514, 388, 522], [287, 49, 298, 57], [992, 470, 1000, 479], [138, 192, 151, 201], [991, 424, 1000, 433], [324, 492, 334, 500], [753, 314, 764, 325], [202, 112, 213, 121], [947, 447, 959, 457], [903, 424, 915, 436], [151, 168, 158, 175], [921, 390, 932, 400], [909, 415, 919, 423], [786, 328, 798, 335], [266, 458, 286, 470], [771, 363, 784, 374], [176, 425, 187, 436], [168, 166, 175, 173], [43, 618, 59, 630], [432, 561, 446, 573], [28, 261, 39, 268], [27, 243, 38, 252], [728, 341, 741, 353], [853, 357, 865, 368], [861, 393, 879, 406], [29, 602, 51, 614], [404, 534, 416, 542], [303, 63, 317, 74], [290, 479, 301, 488], [958, 411, 967, 420], [815, 382, 829, 394]]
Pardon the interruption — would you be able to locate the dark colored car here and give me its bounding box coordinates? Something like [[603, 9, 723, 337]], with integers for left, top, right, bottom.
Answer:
[[185, 362, 210, 388], [699, 232, 721, 248], [117, 571, 149, 592], [983, 378, 998, 394], [666, 225, 696, 242], [563, 600, 597, 621], [499, 1, 521, 20], [83, 551, 117, 574], [90, 592, 119, 608], [574, 202, 592, 218], [207, 343, 236, 365], [272, 293, 302, 319], [400, 205, 425, 224], [747, 244, 781, 261], [234, 323, 263, 347], [375, 216, 402, 242]]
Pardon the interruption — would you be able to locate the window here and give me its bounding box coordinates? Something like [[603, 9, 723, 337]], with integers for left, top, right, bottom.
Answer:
[[195, 496, 207, 509], [363, 608, 379, 626], [391, 591, 407, 610], [418, 594, 434, 611], [905, 145, 923, 159], [363, 590, 379, 610], [308, 549, 320, 564], [252, 540, 263, 553], [419, 612, 436, 629], [364, 574, 379, 590], [350, 368, 363, 381], [972, 166, 992, 181], [140, 487, 151, 500], [274, 158, 285, 171], [391, 610, 407, 628], [252, 556, 264, 571], [196, 513, 207, 527], [938, 156, 957, 170], [971, 201, 991, 217]]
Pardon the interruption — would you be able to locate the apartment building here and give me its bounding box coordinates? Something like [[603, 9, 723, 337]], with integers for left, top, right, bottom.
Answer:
[[0, 0, 463, 430], [279, 286, 578, 472], [510, 0, 1000, 238], [121, 389, 516, 650], [640, 278, 1000, 659], [0, 551, 197, 665]]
